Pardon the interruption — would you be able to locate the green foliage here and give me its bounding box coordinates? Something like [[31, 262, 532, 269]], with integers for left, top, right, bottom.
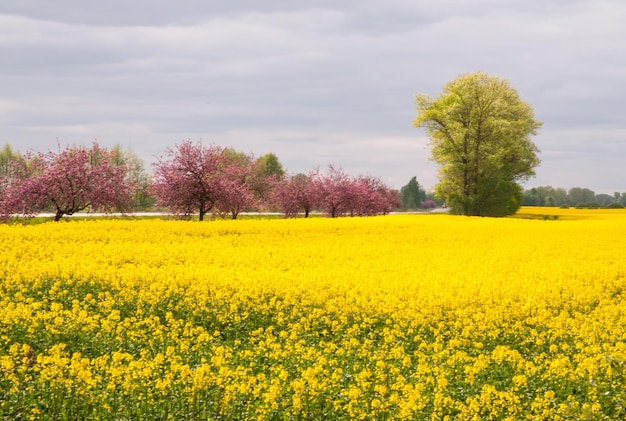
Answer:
[[414, 72, 541, 217], [111, 144, 156, 212], [0, 144, 18, 179], [523, 186, 626, 208], [567, 187, 595, 207], [475, 178, 524, 217], [222, 147, 250, 165], [510, 213, 559, 220], [575, 202, 599, 209], [257, 152, 285, 179], [400, 176, 425, 209], [523, 186, 568, 207]]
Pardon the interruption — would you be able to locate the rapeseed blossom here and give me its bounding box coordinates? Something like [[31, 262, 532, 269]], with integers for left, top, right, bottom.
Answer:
[[1, 208, 625, 419]]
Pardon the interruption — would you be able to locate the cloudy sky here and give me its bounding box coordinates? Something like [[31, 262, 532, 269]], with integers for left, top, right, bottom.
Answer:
[[1, 1, 625, 193]]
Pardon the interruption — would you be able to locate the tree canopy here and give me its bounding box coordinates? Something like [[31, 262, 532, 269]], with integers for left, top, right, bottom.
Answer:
[[414, 72, 541, 216], [257, 153, 285, 178], [152, 141, 228, 221], [1, 143, 135, 221]]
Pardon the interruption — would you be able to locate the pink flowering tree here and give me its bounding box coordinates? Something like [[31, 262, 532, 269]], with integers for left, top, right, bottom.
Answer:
[[153, 143, 283, 220], [345, 176, 375, 216], [6, 143, 135, 221], [384, 187, 402, 213], [315, 166, 400, 218], [152, 140, 228, 221], [214, 150, 257, 219], [318, 165, 355, 218], [349, 175, 401, 216], [274, 169, 323, 218], [216, 150, 287, 218]]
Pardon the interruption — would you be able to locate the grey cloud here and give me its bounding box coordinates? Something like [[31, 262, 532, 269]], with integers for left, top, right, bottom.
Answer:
[[1, 0, 625, 192]]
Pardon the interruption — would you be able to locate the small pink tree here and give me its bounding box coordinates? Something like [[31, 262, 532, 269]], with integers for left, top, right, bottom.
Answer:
[[8, 143, 134, 221], [214, 152, 257, 219], [319, 165, 354, 218], [353, 175, 401, 215], [274, 169, 322, 218], [152, 140, 227, 221], [384, 187, 402, 213], [217, 152, 287, 218], [316, 166, 400, 218], [347, 175, 378, 216]]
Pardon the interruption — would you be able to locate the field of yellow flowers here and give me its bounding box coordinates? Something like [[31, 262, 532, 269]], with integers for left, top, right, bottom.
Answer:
[[1, 208, 625, 420]]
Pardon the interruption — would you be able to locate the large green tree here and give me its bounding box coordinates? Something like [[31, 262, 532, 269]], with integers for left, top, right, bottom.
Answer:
[[414, 72, 542, 216]]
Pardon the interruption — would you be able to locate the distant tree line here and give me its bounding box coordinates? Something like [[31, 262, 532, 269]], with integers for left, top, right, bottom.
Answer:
[[522, 186, 626, 209], [0, 141, 401, 222], [396, 179, 626, 211], [5, 142, 617, 222]]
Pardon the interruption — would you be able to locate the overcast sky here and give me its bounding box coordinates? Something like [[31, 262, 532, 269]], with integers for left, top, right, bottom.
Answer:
[[1, 1, 625, 192]]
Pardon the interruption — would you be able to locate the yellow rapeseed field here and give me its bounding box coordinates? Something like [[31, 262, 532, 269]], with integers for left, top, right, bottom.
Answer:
[[1, 208, 625, 419]]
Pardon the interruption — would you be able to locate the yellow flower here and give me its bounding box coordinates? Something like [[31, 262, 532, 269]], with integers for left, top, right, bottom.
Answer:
[[1, 209, 626, 418]]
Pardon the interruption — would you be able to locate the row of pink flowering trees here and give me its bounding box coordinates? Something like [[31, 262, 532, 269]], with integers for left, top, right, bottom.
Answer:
[[153, 141, 400, 219], [1, 140, 400, 221], [275, 167, 399, 218]]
